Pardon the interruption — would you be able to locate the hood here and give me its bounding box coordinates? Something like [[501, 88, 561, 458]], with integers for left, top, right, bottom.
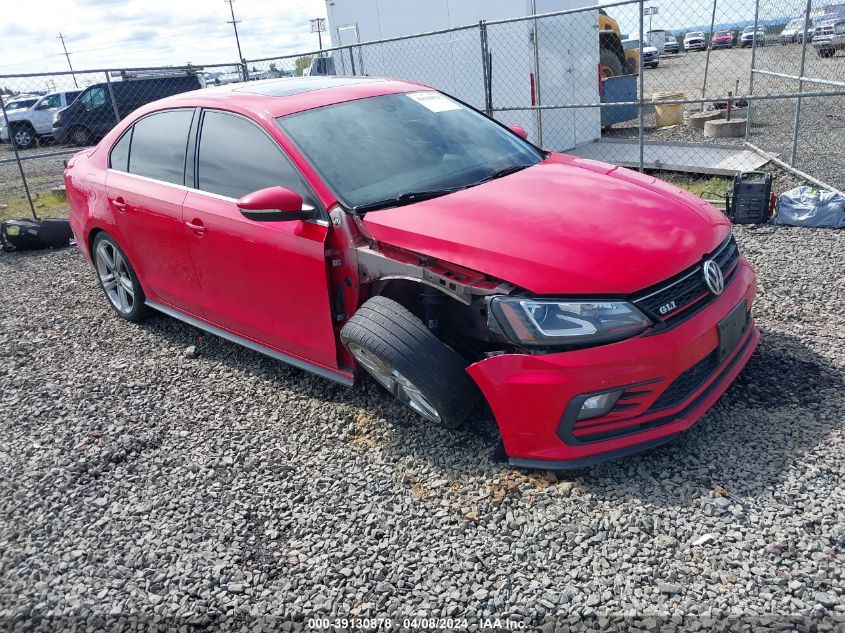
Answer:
[[1, 109, 31, 123], [361, 153, 731, 295]]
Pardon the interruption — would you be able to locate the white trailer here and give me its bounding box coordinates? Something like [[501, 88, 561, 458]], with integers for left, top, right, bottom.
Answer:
[[320, 0, 602, 150]]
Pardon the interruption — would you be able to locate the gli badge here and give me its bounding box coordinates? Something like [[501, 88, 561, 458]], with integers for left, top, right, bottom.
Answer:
[[658, 300, 677, 315]]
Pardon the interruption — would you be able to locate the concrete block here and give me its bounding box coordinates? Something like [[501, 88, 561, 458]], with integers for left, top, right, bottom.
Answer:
[[689, 110, 723, 130], [704, 118, 747, 138]]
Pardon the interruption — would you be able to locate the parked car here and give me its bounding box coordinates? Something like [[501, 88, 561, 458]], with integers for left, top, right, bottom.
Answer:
[[64, 76, 759, 469], [622, 38, 660, 68], [0, 90, 81, 149], [711, 30, 735, 48], [683, 31, 706, 51], [798, 14, 838, 43], [663, 34, 680, 54], [780, 17, 807, 44], [813, 18, 845, 56], [740, 26, 766, 47], [3, 96, 39, 113], [52, 72, 202, 146]]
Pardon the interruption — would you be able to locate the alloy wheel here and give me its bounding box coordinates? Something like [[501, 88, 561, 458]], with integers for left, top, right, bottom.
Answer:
[[95, 240, 135, 315], [347, 342, 442, 424], [13, 129, 33, 148], [72, 128, 91, 146]]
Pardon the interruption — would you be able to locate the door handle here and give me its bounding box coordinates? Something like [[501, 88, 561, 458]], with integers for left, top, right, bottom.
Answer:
[[112, 196, 127, 212], [185, 219, 207, 235]]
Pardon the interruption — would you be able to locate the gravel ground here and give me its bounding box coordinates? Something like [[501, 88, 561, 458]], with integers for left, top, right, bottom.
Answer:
[[1, 226, 844, 631], [0, 144, 80, 199]]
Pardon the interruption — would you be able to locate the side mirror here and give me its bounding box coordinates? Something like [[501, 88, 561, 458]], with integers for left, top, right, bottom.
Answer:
[[508, 124, 528, 140], [237, 186, 316, 222]]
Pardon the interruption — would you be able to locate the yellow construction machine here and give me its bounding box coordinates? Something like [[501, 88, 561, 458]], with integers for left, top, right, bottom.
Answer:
[[598, 9, 639, 78]]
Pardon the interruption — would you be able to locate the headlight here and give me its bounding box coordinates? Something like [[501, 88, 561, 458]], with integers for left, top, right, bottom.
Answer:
[[490, 298, 651, 347]]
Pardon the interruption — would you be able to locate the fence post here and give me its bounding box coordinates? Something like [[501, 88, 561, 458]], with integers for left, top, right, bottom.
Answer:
[[348, 46, 357, 76], [638, 0, 645, 172], [242, 59, 250, 82], [530, 0, 543, 146], [745, 0, 761, 140], [0, 93, 37, 220], [791, 0, 813, 165], [479, 21, 493, 116], [104, 72, 121, 125], [701, 0, 718, 108]]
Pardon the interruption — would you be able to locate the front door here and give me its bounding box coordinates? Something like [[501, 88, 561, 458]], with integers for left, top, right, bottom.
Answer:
[[105, 108, 205, 316], [182, 109, 338, 370]]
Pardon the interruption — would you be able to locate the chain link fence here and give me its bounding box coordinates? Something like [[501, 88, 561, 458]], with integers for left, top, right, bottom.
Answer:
[[2, 0, 844, 221], [0, 63, 243, 219]]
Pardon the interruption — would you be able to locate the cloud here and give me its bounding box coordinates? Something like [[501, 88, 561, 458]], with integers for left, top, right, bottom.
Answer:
[[0, 0, 327, 75]]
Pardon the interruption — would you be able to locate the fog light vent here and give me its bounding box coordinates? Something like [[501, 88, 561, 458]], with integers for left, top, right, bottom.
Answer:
[[576, 390, 623, 421]]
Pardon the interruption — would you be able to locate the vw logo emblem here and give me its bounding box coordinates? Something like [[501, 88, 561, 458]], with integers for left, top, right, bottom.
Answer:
[[703, 259, 724, 295]]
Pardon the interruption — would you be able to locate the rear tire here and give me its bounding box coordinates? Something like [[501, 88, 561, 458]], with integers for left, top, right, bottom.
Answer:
[[599, 48, 624, 78], [92, 232, 151, 322], [341, 295, 481, 429]]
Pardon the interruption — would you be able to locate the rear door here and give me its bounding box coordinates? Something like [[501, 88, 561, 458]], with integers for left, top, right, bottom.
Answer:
[[181, 109, 338, 369], [105, 108, 205, 315]]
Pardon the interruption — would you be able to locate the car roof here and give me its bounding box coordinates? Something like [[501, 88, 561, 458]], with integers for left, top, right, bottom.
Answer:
[[146, 76, 430, 119]]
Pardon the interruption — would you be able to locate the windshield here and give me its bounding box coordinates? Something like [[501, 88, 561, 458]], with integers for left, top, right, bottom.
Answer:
[[687, 32, 704, 38], [4, 98, 37, 112], [277, 91, 543, 211]]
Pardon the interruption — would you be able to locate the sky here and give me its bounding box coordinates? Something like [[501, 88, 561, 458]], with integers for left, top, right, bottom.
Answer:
[[2, 0, 799, 87], [1, 0, 328, 77]]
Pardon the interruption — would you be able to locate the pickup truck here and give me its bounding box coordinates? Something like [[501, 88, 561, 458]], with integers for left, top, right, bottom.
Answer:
[[813, 19, 845, 57], [0, 90, 81, 149]]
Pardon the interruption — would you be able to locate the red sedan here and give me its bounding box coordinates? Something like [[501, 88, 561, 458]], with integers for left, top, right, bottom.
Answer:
[[65, 77, 759, 469]]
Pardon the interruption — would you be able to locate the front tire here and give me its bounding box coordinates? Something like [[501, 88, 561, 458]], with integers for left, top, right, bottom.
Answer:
[[70, 126, 93, 146], [92, 232, 150, 322], [12, 124, 36, 150], [341, 296, 481, 429]]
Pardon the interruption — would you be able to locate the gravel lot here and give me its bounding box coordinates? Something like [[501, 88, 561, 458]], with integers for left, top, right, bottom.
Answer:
[[1, 226, 843, 631]]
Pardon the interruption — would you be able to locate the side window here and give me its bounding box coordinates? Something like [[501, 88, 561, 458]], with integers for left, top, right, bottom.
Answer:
[[197, 110, 314, 203], [128, 110, 193, 185], [81, 87, 107, 111], [38, 94, 62, 109], [109, 128, 132, 172]]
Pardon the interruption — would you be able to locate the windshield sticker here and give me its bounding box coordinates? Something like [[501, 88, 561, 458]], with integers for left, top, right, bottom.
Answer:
[[407, 92, 461, 113]]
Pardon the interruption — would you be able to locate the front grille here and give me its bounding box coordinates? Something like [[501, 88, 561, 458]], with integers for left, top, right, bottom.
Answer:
[[647, 349, 720, 412], [631, 234, 740, 326]]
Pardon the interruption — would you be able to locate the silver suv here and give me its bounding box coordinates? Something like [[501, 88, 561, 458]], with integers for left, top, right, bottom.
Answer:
[[0, 90, 81, 149]]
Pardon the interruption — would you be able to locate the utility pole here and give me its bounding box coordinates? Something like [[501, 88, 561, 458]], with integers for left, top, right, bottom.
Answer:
[[57, 32, 78, 88], [224, 0, 246, 80], [311, 18, 327, 53]]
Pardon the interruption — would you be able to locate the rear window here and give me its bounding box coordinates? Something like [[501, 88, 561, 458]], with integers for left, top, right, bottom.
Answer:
[[127, 109, 194, 185], [109, 129, 132, 172]]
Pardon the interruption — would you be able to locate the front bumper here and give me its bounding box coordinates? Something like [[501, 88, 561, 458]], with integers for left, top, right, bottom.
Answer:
[[467, 259, 758, 469]]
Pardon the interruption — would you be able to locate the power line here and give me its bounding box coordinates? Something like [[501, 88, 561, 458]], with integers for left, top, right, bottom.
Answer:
[[57, 32, 79, 88]]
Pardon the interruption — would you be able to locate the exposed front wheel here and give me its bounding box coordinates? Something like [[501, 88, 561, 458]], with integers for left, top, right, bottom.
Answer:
[[92, 233, 150, 322], [341, 296, 481, 429]]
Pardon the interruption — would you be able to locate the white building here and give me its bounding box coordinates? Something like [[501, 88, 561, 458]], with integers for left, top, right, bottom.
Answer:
[[323, 0, 603, 150]]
